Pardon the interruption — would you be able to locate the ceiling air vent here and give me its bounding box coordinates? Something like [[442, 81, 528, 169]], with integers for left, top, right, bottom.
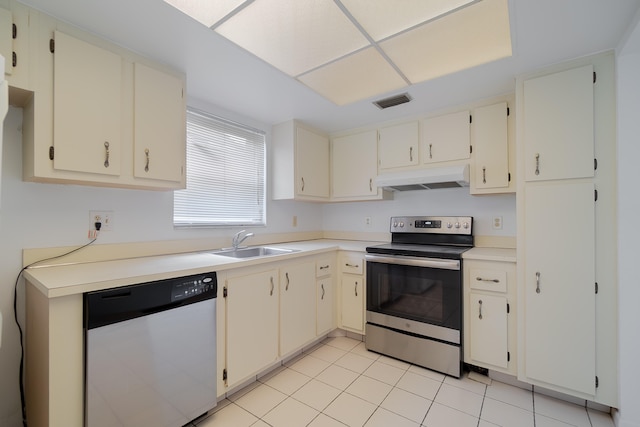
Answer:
[[373, 93, 412, 109]]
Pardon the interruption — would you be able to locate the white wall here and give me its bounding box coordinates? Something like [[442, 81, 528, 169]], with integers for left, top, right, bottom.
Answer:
[[323, 189, 516, 237], [616, 12, 640, 427], [0, 102, 323, 426]]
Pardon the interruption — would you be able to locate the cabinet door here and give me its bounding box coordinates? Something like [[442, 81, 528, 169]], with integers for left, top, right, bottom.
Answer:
[[469, 293, 508, 369], [226, 269, 279, 387], [133, 62, 185, 185], [524, 182, 595, 395], [332, 130, 378, 198], [53, 31, 122, 176], [523, 65, 594, 181], [317, 278, 334, 336], [0, 8, 11, 76], [421, 110, 470, 164], [296, 126, 329, 198], [378, 121, 419, 170], [472, 102, 509, 191], [280, 261, 316, 356], [340, 275, 363, 333]]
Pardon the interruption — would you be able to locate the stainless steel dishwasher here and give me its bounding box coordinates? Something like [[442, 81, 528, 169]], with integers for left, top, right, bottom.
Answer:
[[84, 272, 217, 427]]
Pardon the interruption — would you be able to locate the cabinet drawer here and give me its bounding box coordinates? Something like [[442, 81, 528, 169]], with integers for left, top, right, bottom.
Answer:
[[469, 268, 507, 292], [340, 254, 364, 274], [316, 258, 333, 277]]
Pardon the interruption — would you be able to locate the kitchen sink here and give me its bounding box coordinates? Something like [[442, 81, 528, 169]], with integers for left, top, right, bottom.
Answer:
[[213, 246, 298, 258]]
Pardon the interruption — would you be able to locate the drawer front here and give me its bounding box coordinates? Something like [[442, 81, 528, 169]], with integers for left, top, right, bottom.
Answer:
[[470, 268, 507, 292], [340, 254, 364, 274], [316, 258, 333, 277]]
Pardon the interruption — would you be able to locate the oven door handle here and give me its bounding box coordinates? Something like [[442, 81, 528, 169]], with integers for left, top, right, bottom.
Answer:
[[365, 254, 460, 270]]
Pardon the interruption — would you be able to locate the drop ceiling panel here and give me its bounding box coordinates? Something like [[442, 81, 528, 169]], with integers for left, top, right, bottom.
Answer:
[[164, 0, 246, 27], [215, 0, 370, 76], [298, 47, 407, 105], [340, 0, 474, 41], [380, 0, 512, 84]]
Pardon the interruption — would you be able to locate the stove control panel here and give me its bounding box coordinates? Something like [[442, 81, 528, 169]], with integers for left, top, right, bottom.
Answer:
[[390, 216, 472, 235]]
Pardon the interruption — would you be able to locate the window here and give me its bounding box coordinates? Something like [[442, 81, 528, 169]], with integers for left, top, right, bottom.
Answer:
[[174, 108, 266, 227]]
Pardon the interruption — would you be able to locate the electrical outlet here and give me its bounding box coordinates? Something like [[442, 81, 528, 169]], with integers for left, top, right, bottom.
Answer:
[[365, 216, 372, 227], [292, 215, 297, 227], [90, 210, 114, 232], [492, 216, 503, 230]]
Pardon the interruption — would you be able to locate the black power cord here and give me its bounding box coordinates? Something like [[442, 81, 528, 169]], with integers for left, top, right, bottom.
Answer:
[[14, 237, 98, 427]]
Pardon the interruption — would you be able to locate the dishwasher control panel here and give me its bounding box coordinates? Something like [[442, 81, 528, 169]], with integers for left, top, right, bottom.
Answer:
[[171, 273, 217, 302]]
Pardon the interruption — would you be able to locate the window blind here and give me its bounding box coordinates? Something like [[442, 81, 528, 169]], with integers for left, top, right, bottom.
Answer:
[[174, 108, 266, 227]]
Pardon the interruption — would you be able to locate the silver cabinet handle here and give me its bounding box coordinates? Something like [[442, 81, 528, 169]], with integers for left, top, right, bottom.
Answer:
[[301, 177, 305, 192], [369, 178, 373, 192], [354, 281, 358, 297], [478, 299, 483, 319], [104, 141, 110, 168], [476, 277, 500, 283], [270, 276, 274, 296], [429, 143, 433, 159], [345, 263, 359, 268], [321, 283, 325, 300], [482, 166, 487, 184], [144, 148, 150, 172], [320, 265, 329, 270], [535, 153, 540, 176], [535, 271, 541, 293], [285, 272, 290, 291], [409, 146, 414, 162]]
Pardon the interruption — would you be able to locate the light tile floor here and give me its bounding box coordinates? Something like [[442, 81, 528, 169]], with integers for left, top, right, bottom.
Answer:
[[194, 336, 614, 427]]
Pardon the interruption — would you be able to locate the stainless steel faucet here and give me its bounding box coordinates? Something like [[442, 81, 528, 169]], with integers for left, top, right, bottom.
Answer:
[[232, 230, 254, 250]]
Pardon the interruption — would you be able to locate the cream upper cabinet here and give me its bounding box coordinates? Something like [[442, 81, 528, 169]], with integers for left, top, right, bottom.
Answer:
[[53, 31, 122, 177], [279, 261, 316, 357], [378, 121, 419, 170], [133, 62, 185, 186], [225, 268, 279, 389], [523, 64, 594, 181], [421, 110, 470, 164], [332, 129, 387, 201], [2, 2, 31, 90], [272, 120, 329, 201], [471, 102, 513, 194], [523, 182, 596, 396]]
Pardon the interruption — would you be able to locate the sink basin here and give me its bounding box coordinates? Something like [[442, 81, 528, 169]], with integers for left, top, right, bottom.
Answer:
[[213, 246, 298, 258]]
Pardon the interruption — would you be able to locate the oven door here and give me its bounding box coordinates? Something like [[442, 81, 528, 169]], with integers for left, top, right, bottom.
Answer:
[[365, 254, 462, 344]]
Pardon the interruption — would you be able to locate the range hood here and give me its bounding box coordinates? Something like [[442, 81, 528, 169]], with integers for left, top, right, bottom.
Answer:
[[375, 164, 470, 191]]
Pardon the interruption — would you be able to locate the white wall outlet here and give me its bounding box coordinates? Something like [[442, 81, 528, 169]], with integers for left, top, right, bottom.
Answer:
[[492, 216, 503, 230], [365, 216, 372, 227], [90, 210, 114, 231]]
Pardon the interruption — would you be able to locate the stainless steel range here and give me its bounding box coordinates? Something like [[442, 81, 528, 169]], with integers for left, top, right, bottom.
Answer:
[[365, 216, 473, 378]]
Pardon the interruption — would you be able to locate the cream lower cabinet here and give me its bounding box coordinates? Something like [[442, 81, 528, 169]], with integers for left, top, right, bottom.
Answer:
[[338, 252, 365, 334], [224, 267, 279, 389], [463, 256, 516, 375], [523, 182, 596, 396], [316, 257, 335, 336], [280, 260, 316, 357]]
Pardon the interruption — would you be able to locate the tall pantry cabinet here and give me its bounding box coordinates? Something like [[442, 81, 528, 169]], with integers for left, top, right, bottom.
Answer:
[[516, 52, 617, 406]]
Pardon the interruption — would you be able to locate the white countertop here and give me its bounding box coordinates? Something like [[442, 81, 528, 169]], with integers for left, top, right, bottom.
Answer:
[[23, 239, 377, 298], [462, 247, 516, 263]]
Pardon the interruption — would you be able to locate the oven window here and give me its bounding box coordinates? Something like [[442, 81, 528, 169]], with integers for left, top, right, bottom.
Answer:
[[367, 261, 462, 330]]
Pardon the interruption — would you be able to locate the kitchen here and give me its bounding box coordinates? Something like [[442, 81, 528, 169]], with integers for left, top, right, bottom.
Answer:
[[0, 1, 639, 427]]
